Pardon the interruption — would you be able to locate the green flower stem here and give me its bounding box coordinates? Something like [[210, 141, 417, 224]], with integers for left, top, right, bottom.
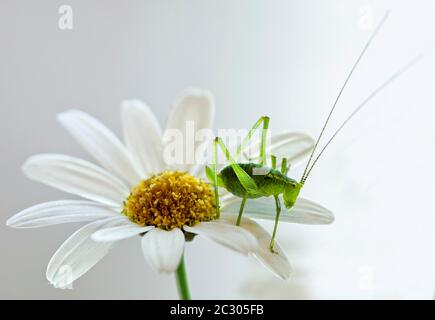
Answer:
[[175, 254, 191, 300]]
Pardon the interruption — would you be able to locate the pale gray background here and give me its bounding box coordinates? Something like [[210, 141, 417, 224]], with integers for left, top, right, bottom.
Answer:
[[1, 0, 435, 299]]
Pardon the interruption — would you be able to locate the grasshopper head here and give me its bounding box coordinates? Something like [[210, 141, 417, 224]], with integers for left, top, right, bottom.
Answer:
[[283, 181, 302, 209]]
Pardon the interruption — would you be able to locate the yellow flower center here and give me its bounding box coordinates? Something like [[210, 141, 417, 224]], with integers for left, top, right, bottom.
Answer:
[[123, 171, 216, 230]]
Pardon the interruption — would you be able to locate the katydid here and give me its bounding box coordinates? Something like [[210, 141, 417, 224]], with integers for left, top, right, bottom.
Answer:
[[206, 11, 421, 252]]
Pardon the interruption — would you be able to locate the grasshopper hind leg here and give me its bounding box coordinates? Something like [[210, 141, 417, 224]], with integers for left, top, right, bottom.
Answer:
[[233, 116, 270, 165]]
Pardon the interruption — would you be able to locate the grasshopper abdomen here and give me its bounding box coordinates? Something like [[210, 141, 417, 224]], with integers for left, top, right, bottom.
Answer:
[[219, 162, 297, 199]]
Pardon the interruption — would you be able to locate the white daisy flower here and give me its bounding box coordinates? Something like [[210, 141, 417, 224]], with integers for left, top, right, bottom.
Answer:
[[6, 88, 332, 293]]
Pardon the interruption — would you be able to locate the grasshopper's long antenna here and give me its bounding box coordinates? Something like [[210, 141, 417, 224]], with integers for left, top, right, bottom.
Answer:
[[300, 10, 390, 183], [302, 54, 422, 182]]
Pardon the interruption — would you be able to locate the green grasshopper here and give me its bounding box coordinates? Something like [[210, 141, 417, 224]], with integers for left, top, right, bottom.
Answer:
[[206, 11, 420, 252]]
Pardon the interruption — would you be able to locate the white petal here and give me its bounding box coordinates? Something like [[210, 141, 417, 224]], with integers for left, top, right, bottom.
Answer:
[[164, 88, 215, 172], [183, 221, 258, 255], [221, 215, 291, 280], [243, 131, 314, 168], [289, 197, 335, 224], [190, 163, 207, 178], [141, 228, 185, 273], [57, 109, 143, 186], [46, 217, 125, 288], [6, 200, 119, 228], [221, 196, 334, 225], [122, 100, 164, 175], [22, 154, 129, 207], [92, 224, 154, 242], [189, 133, 214, 176]]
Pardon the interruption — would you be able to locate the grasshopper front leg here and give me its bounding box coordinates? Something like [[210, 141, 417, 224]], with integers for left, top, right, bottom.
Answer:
[[268, 155, 290, 253], [269, 195, 281, 253]]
